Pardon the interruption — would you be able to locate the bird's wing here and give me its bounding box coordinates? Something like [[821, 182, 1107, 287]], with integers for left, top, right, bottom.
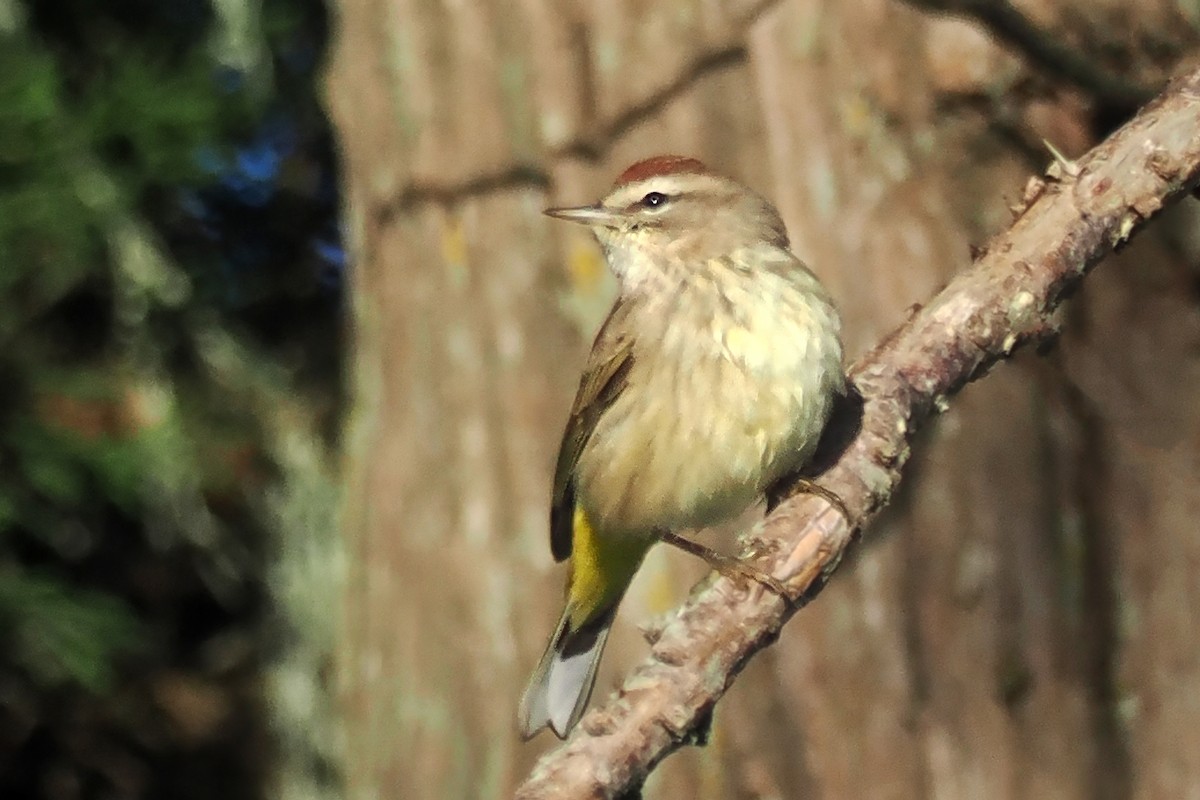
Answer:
[[549, 299, 635, 561]]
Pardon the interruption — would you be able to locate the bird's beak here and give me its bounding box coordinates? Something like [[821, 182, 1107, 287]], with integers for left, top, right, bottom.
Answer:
[[543, 205, 624, 227]]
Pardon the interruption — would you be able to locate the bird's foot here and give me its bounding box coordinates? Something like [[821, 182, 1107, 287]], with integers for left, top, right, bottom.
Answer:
[[772, 478, 852, 526], [659, 531, 789, 597]]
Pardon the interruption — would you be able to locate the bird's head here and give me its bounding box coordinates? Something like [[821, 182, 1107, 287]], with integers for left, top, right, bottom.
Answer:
[[546, 155, 789, 285]]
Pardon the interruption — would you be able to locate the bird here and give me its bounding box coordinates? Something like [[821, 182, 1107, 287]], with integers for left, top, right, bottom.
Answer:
[[519, 155, 847, 740]]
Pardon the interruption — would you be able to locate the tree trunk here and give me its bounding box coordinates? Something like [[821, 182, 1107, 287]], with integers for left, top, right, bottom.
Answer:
[[326, 0, 1200, 797]]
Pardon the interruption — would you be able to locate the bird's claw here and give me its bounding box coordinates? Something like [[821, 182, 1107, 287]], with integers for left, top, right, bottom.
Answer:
[[659, 530, 790, 598]]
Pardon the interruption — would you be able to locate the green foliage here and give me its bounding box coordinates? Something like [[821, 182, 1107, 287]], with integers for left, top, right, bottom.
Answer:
[[0, 41, 97, 307], [0, 0, 340, 795], [81, 50, 230, 184], [0, 568, 141, 691]]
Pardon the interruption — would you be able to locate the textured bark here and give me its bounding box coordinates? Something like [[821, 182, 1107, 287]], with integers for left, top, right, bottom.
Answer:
[[514, 64, 1200, 800], [327, 1, 1200, 798]]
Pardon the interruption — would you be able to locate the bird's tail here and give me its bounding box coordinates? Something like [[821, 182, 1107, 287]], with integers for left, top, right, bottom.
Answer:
[[518, 601, 617, 739], [520, 507, 652, 738]]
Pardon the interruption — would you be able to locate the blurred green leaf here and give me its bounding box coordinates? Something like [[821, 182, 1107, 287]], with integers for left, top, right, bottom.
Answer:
[[0, 568, 142, 691]]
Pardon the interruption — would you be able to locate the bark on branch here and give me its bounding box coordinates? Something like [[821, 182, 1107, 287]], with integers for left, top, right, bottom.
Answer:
[[514, 65, 1200, 800]]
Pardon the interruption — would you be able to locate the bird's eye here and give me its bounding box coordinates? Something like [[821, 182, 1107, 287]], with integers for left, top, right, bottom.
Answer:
[[641, 191, 668, 208]]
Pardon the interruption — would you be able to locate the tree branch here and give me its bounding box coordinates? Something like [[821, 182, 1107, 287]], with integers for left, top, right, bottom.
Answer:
[[909, 0, 1155, 110], [514, 66, 1200, 800]]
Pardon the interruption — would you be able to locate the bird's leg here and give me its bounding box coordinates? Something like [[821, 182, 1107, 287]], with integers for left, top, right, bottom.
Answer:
[[767, 478, 852, 525], [658, 530, 789, 597]]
